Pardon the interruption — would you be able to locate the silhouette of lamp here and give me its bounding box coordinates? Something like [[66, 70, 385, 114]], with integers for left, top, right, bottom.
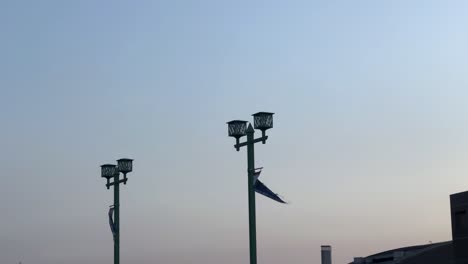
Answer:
[[226, 112, 274, 264], [100, 158, 133, 264], [227, 120, 248, 151], [252, 112, 274, 143], [117, 158, 133, 184], [101, 164, 117, 189]]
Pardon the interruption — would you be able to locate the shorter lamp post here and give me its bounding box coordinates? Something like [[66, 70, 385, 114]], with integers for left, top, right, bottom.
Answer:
[[227, 112, 274, 264], [100, 158, 133, 264]]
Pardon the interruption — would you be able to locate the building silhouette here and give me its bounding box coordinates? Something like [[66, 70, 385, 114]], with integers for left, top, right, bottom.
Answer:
[[349, 190, 468, 264]]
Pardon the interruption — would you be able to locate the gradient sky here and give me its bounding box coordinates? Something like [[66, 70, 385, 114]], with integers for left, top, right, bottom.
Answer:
[[2, 1, 468, 263]]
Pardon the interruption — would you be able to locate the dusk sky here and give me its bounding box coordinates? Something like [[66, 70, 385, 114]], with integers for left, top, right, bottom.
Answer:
[[2, 1, 468, 263]]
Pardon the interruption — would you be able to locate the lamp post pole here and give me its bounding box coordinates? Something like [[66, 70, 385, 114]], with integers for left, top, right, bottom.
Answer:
[[246, 124, 257, 264], [100, 159, 133, 264], [227, 112, 274, 264], [113, 172, 120, 264]]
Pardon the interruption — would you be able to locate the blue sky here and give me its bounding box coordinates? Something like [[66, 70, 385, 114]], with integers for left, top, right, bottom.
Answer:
[[2, 1, 468, 263]]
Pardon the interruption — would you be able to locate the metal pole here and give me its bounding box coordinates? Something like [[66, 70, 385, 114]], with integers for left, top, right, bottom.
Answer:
[[246, 124, 257, 264], [114, 173, 120, 264]]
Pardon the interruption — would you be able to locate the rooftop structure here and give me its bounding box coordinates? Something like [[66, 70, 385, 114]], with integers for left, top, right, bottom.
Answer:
[[349, 190, 468, 264]]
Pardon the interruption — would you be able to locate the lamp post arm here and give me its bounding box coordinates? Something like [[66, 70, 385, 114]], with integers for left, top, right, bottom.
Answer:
[[234, 136, 268, 149], [106, 178, 128, 188]]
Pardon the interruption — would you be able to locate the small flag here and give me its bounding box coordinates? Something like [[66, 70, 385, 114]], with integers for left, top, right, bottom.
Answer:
[[253, 168, 287, 204], [108, 206, 117, 239]]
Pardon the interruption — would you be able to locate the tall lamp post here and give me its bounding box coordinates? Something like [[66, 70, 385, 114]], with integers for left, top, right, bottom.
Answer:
[[227, 112, 274, 264], [100, 158, 133, 264]]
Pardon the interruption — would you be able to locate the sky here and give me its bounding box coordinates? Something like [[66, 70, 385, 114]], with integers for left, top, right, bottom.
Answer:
[[1, 0, 468, 263]]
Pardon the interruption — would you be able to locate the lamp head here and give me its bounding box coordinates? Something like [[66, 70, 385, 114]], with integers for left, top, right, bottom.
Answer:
[[101, 164, 117, 179], [117, 158, 133, 174], [252, 112, 274, 131], [227, 120, 248, 139]]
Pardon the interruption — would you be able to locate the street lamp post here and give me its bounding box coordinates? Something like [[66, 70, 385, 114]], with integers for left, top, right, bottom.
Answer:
[[100, 158, 133, 264], [227, 112, 274, 264]]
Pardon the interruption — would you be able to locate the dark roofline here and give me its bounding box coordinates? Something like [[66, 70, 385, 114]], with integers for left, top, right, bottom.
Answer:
[[450, 190, 468, 196], [365, 241, 449, 258], [400, 241, 453, 263]]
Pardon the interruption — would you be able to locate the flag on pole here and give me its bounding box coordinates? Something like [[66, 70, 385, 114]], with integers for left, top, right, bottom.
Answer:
[[253, 168, 287, 204], [108, 206, 117, 240]]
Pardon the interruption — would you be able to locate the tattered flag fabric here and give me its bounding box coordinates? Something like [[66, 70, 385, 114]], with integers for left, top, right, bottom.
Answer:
[[253, 169, 287, 204], [253, 168, 262, 184], [108, 206, 117, 239]]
